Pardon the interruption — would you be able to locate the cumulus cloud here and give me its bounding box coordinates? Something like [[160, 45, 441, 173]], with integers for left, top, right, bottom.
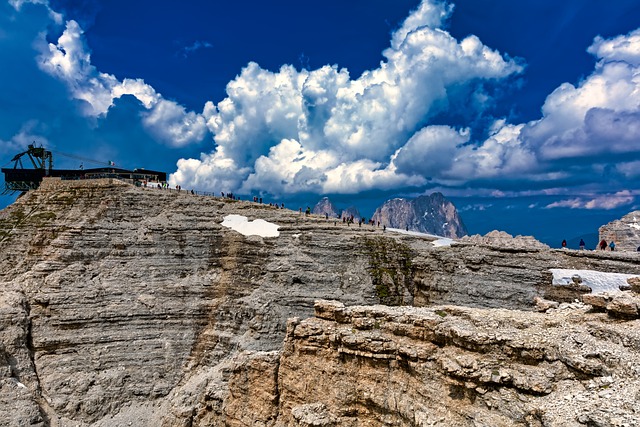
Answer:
[[17, 0, 640, 202], [426, 26, 640, 192], [141, 100, 207, 147], [173, 0, 523, 193], [393, 126, 469, 177], [34, 16, 207, 146]]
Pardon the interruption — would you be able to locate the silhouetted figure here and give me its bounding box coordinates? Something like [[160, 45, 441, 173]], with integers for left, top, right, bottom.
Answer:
[[599, 239, 607, 250], [561, 239, 567, 248], [579, 239, 585, 250]]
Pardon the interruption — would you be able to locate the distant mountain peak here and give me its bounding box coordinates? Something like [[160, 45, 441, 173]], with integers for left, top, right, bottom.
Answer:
[[372, 193, 467, 238], [312, 197, 339, 218]]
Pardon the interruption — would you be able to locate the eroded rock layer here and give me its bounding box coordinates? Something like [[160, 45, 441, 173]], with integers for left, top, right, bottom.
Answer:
[[262, 300, 640, 427], [0, 178, 639, 425]]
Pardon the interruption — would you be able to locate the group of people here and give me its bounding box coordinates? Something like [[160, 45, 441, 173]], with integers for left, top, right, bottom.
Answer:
[[561, 238, 616, 250], [598, 239, 616, 251]]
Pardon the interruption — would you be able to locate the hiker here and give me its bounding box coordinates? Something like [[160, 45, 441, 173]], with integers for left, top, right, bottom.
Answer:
[[561, 239, 567, 248], [305, 206, 311, 216], [579, 239, 585, 250], [610, 241, 616, 251], [599, 239, 607, 250]]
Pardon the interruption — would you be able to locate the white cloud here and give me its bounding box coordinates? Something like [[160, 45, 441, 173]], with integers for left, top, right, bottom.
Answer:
[[0, 121, 49, 157], [588, 29, 640, 66], [173, 0, 522, 194], [435, 26, 640, 190], [35, 17, 207, 147], [141, 99, 207, 147], [545, 191, 635, 210], [22, 0, 640, 202], [393, 126, 469, 177]]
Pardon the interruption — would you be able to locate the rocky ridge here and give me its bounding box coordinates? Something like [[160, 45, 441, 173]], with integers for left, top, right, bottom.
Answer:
[[1, 178, 640, 425]]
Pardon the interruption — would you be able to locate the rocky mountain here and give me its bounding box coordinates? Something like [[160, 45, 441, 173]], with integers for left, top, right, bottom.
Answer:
[[340, 205, 361, 221], [311, 197, 360, 220], [311, 197, 339, 218], [1, 178, 640, 425], [599, 210, 640, 251], [372, 192, 467, 238]]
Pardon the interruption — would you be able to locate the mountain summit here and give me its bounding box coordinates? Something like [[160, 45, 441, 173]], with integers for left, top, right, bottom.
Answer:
[[312, 197, 339, 218], [372, 192, 467, 238]]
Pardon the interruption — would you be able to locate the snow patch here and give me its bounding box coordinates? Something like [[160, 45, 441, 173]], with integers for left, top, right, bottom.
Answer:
[[221, 214, 280, 237], [387, 227, 454, 247], [550, 269, 640, 294], [432, 238, 454, 247], [629, 222, 640, 230]]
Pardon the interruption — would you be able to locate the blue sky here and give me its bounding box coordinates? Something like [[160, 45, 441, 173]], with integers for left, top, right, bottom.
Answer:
[[2, 0, 640, 247]]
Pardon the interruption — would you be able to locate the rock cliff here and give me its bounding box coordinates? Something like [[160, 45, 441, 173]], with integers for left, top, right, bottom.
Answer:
[[242, 300, 640, 427], [371, 192, 467, 238], [599, 210, 640, 252], [1, 178, 640, 425]]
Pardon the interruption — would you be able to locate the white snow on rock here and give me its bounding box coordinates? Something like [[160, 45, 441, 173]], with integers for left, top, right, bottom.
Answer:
[[432, 238, 454, 247], [386, 228, 454, 247], [550, 269, 640, 294], [221, 214, 280, 237]]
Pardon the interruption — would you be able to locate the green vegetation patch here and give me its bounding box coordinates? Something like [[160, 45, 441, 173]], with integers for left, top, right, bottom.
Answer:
[[361, 236, 415, 306]]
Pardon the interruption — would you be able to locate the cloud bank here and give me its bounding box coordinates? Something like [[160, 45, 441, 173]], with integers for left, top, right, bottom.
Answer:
[[171, 0, 524, 194], [170, 0, 640, 207], [7, 0, 640, 211]]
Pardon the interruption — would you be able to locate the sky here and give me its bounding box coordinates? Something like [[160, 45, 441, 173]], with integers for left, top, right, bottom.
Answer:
[[2, 0, 640, 248]]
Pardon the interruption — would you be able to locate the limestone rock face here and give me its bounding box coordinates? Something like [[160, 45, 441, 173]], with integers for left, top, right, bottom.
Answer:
[[1, 179, 640, 425], [599, 210, 640, 251], [460, 230, 549, 250], [311, 197, 339, 218], [340, 205, 361, 221], [372, 192, 467, 238], [252, 300, 640, 427], [0, 179, 380, 425]]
